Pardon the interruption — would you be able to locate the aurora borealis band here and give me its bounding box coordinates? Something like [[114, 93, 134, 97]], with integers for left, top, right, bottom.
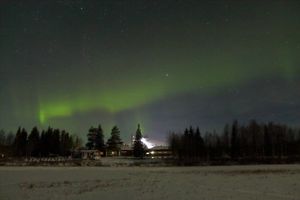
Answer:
[[1, 1, 300, 142]]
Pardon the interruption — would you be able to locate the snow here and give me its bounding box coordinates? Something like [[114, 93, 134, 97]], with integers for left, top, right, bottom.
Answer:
[[0, 164, 300, 200]]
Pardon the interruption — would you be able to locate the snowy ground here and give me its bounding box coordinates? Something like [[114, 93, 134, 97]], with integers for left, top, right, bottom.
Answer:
[[0, 164, 300, 200]]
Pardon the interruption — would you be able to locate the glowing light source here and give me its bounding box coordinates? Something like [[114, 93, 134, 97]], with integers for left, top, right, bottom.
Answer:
[[141, 137, 155, 149]]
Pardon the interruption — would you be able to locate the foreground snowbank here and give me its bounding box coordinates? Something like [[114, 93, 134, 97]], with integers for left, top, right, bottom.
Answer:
[[0, 165, 299, 200]]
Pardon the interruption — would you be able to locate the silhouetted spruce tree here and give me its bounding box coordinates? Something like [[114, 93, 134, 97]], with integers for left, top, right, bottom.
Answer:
[[86, 125, 104, 150], [204, 132, 213, 160], [27, 127, 40, 157], [222, 124, 230, 157], [0, 129, 5, 146], [183, 128, 189, 157], [45, 127, 53, 155], [50, 129, 60, 155], [239, 126, 248, 157], [60, 130, 73, 156], [13, 127, 21, 156], [133, 124, 145, 158], [40, 130, 48, 156], [21, 128, 28, 156], [287, 128, 297, 156], [86, 126, 96, 149], [231, 120, 238, 159], [107, 126, 123, 155], [249, 120, 260, 158], [60, 130, 66, 155], [15, 128, 28, 157], [168, 132, 181, 158], [189, 126, 195, 158], [95, 125, 105, 151], [184, 128, 189, 136], [195, 127, 204, 158], [264, 125, 272, 157]]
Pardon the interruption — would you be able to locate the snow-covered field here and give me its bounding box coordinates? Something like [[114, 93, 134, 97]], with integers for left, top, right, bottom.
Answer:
[[1, 165, 300, 200]]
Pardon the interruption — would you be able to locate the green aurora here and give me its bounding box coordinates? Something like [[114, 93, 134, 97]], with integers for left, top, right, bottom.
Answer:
[[1, 0, 300, 140], [38, 59, 297, 124]]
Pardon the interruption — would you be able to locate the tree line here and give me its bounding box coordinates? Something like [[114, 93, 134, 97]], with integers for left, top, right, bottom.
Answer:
[[85, 125, 123, 155], [4, 120, 297, 162], [1, 123, 146, 158], [85, 124, 146, 158], [0, 127, 82, 157], [169, 120, 300, 164]]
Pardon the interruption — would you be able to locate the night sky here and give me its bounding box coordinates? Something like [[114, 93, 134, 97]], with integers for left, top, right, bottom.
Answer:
[[1, 0, 300, 143]]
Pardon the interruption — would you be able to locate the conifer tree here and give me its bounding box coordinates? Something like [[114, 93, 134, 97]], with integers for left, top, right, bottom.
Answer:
[[60, 130, 73, 156], [231, 120, 238, 159], [86, 126, 97, 150], [0, 129, 5, 146], [107, 126, 123, 154], [86, 125, 105, 150], [13, 127, 28, 157], [51, 129, 60, 155], [27, 127, 40, 157], [95, 124, 105, 151], [13, 127, 22, 156], [133, 124, 145, 158]]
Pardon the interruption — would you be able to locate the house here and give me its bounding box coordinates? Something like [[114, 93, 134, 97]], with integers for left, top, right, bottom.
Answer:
[[146, 146, 172, 159], [120, 144, 133, 156], [72, 149, 102, 160]]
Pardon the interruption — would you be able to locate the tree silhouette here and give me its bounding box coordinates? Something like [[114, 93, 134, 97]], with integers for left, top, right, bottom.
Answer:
[[95, 125, 105, 151], [231, 120, 238, 159], [107, 126, 123, 155], [169, 120, 300, 165], [27, 127, 40, 157], [133, 124, 145, 158], [60, 130, 73, 156], [86, 126, 96, 150], [2, 126, 78, 158], [0, 129, 5, 145], [86, 125, 105, 150], [13, 127, 28, 157]]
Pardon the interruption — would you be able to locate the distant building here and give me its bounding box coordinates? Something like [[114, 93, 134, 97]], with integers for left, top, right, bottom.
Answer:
[[120, 144, 133, 156], [72, 149, 102, 160], [145, 146, 172, 159], [106, 149, 120, 156]]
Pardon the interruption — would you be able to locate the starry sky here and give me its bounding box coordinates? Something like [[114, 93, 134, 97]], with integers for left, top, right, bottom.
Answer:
[[1, 0, 300, 143]]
